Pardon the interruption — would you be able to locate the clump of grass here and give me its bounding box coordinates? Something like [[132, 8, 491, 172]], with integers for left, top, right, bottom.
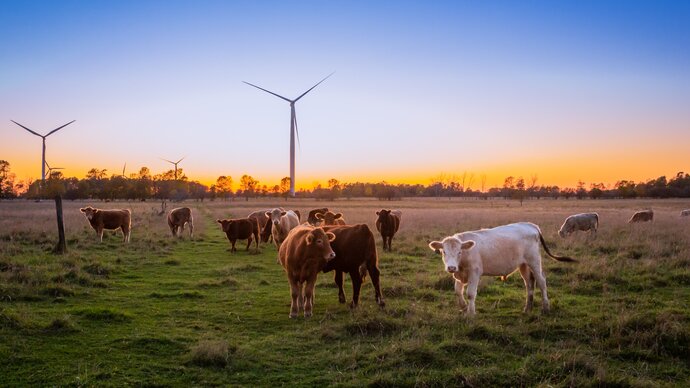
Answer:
[[188, 339, 234, 368], [149, 291, 204, 299], [74, 307, 132, 322], [164, 259, 181, 266], [196, 277, 239, 289], [345, 314, 402, 336], [0, 308, 36, 330], [42, 285, 75, 297], [44, 315, 79, 333], [82, 262, 111, 277]]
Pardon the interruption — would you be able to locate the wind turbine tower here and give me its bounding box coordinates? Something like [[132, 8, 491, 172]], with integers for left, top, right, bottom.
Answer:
[[162, 157, 185, 180], [11, 120, 75, 183], [243, 73, 333, 197]]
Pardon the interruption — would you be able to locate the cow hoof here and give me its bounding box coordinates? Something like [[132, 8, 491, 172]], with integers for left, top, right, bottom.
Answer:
[[304, 312, 312, 318], [338, 295, 346, 304], [377, 299, 386, 308], [289, 313, 298, 319], [349, 301, 358, 309]]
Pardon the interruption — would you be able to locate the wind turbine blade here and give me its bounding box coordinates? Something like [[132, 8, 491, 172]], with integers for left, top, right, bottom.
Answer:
[[122, 163, 127, 176], [176, 156, 185, 164], [243, 81, 292, 102], [45, 120, 76, 137], [160, 157, 175, 164], [293, 72, 335, 102], [45, 161, 51, 170], [53, 167, 64, 170], [11, 120, 43, 137]]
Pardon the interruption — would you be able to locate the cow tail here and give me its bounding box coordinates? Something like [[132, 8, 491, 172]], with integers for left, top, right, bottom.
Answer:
[[538, 232, 577, 262]]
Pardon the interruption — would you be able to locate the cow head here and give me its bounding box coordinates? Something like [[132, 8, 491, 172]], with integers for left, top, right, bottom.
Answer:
[[266, 208, 287, 226], [306, 227, 336, 261], [376, 209, 391, 224], [558, 224, 572, 238], [216, 219, 233, 233], [316, 211, 342, 226], [307, 208, 328, 226], [80, 206, 98, 220], [428, 237, 475, 273]]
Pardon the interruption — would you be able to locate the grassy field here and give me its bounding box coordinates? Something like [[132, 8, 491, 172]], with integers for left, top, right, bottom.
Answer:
[[1, 198, 689, 386]]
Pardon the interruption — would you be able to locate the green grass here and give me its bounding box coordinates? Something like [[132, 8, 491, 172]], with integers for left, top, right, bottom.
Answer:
[[0, 198, 689, 386]]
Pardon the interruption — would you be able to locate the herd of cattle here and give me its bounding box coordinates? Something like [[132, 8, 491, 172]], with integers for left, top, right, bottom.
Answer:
[[77, 205, 688, 318]]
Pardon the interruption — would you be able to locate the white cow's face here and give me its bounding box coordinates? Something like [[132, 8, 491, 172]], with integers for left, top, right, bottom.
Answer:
[[429, 237, 475, 273], [266, 209, 286, 226]]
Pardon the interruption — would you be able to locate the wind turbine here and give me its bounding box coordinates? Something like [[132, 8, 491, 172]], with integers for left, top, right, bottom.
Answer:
[[243, 73, 334, 197], [116, 163, 127, 178], [44, 161, 64, 178], [11, 120, 75, 183], [161, 157, 185, 180]]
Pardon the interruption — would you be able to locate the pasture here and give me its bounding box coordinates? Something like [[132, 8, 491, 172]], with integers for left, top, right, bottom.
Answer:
[[1, 198, 689, 386]]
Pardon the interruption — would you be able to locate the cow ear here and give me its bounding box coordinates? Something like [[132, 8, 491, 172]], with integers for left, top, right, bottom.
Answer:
[[335, 213, 342, 219], [216, 220, 222, 224], [265, 211, 271, 217], [80, 208, 86, 212], [461, 240, 475, 250], [326, 232, 336, 242], [280, 211, 287, 216], [375, 211, 380, 215], [315, 213, 324, 220], [428, 241, 443, 253], [306, 234, 315, 245]]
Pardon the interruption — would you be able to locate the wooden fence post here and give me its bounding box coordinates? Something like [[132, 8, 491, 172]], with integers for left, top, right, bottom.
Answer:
[[54, 195, 67, 254]]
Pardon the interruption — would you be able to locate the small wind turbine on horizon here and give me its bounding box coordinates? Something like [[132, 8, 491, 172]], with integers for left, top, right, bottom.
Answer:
[[116, 163, 127, 178], [11, 120, 75, 183], [45, 161, 64, 178], [243, 72, 334, 197], [161, 157, 185, 180]]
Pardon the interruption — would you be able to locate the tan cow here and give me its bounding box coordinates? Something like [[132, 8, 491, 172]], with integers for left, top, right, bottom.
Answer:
[[429, 222, 576, 316], [279, 225, 336, 318], [558, 212, 598, 237], [248, 209, 272, 243], [316, 211, 346, 226], [629, 210, 653, 223], [80, 206, 131, 243], [168, 207, 193, 238], [266, 208, 300, 249]]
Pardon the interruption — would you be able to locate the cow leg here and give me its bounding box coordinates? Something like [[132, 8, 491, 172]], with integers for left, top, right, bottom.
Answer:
[[122, 225, 130, 243], [231, 239, 237, 253], [533, 269, 550, 313], [246, 236, 252, 251], [349, 271, 363, 309], [189, 222, 194, 238], [334, 270, 346, 304], [368, 265, 385, 307], [289, 279, 300, 318], [388, 236, 393, 251], [254, 231, 259, 251], [466, 272, 480, 316], [518, 264, 535, 313], [97, 228, 103, 242], [170, 226, 176, 237], [303, 275, 317, 318], [454, 279, 467, 310]]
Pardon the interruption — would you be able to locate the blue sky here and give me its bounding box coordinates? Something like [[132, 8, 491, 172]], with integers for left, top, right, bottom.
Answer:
[[1, 1, 689, 188]]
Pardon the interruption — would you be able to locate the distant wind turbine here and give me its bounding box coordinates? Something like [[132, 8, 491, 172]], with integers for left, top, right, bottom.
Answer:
[[11, 120, 75, 183], [45, 161, 64, 177], [243, 73, 334, 197], [161, 157, 185, 180]]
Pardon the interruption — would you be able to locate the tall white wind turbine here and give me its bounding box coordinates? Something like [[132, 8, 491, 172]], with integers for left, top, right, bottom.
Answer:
[[243, 73, 333, 197], [11, 120, 75, 183]]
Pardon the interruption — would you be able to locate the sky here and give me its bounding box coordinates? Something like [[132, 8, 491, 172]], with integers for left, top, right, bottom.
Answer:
[[1, 0, 689, 190]]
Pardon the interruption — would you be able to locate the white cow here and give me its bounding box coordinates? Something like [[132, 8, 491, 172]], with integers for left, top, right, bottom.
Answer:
[[558, 212, 599, 237], [680, 209, 690, 217], [266, 208, 300, 249], [428, 222, 576, 316]]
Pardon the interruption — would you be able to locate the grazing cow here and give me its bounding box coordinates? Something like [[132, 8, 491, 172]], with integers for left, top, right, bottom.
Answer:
[[629, 210, 654, 223], [168, 207, 193, 238], [428, 222, 576, 316], [680, 209, 690, 217], [279, 225, 336, 318], [375, 209, 401, 251], [266, 208, 300, 249], [323, 224, 385, 308], [316, 211, 346, 226], [80, 206, 131, 243], [307, 208, 329, 226], [558, 212, 598, 237], [217, 218, 259, 252], [248, 210, 272, 243]]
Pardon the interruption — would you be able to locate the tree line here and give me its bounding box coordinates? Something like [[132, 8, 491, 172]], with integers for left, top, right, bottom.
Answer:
[[1, 161, 690, 201]]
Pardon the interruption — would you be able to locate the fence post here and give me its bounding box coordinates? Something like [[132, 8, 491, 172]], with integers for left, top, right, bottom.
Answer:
[[54, 195, 67, 254]]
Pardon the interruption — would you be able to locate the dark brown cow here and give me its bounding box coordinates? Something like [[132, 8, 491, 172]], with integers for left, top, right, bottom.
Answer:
[[168, 207, 193, 238], [217, 218, 259, 252], [323, 224, 385, 308], [80, 206, 131, 243], [375, 209, 401, 251], [316, 211, 346, 226], [279, 225, 336, 318], [248, 210, 272, 243], [629, 210, 654, 223], [307, 208, 329, 226]]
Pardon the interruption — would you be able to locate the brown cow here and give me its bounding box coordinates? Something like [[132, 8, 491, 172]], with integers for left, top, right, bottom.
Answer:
[[629, 210, 654, 223], [168, 207, 193, 238], [375, 209, 401, 251], [248, 210, 272, 243], [307, 208, 329, 226], [80, 206, 131, 243], [316, 211, 346, 226], [217, 218, 259, 252], [279, 225, 336, 318], [323, 224, 385, 308]]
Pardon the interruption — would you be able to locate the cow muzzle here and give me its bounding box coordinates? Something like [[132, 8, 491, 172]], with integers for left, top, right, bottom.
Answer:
[[446, 266, 458, 273], [324, 252, 336, 261], [273, 221, 279, 226]]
